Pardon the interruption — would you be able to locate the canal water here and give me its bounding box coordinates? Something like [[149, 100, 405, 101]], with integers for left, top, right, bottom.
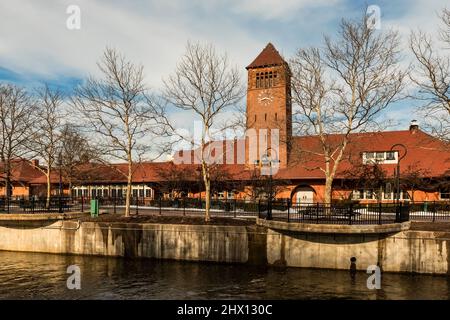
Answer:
[[0, 251, 449, 300]]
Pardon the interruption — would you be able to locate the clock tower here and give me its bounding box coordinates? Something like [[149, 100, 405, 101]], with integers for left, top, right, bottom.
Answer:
[[245, 43, 292, 169]]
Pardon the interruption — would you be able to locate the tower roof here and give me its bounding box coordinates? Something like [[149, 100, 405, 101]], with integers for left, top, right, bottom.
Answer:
[[246, 43, 286, 69]]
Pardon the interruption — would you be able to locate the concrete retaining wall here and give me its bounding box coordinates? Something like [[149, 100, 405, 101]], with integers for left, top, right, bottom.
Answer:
[[267, 229, 450, 274], [0, 220, 449, 274], [0, 221, 265, 264]]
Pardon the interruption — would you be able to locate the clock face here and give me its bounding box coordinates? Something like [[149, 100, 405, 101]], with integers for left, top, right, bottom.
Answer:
[[257, 90, 274, 106]]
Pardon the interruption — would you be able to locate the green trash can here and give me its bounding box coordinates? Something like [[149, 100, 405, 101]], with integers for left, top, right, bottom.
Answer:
[[90, 199, 99, 217]]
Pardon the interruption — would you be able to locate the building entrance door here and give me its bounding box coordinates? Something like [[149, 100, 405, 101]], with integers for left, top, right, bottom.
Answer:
[[295, 187, 314, 204]]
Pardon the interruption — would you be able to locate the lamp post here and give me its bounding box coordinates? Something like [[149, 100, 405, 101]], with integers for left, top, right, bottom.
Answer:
[[58, 151, 63, 213], [390, 144, 407, 205], [260, 153, 279, 220]]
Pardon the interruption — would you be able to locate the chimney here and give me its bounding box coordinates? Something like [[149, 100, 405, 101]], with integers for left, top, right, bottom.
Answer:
[[409, 120, 419, 133], [31, 159, 39, 167]]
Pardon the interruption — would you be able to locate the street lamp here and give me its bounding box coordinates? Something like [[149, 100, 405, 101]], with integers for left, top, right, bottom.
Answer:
[[390, 144, 407, 205], [260, 152, 279, 220], [58, 151, 63, 213]]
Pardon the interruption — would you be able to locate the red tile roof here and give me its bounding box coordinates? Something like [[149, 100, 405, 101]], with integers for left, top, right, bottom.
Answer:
[[275, 129, 450, 180], [1, 129, 448, 186], [0, 159, 44, 183], [246, 43, 287, 69]]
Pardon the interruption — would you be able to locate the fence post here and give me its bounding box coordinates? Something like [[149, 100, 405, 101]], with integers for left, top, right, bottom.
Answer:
[[378, 202, 382, 225], [316, 202, 320, 223], [287, 199, 290, 223], [135, 196, 139, 215], [31, 197, 35, 214], [159, 197, 162, 215], [432, 201, 436, 222], [234, 199, 237, 218], [348, 202, 353, 225], [183, 198, 186, 216], [81, 196, 84, 213], [258, 199, 261, 219]]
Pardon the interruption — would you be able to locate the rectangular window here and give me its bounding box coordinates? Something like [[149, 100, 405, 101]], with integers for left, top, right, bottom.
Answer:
[[352, 190, 363, 200], [441, 191, 450, 199], [384, 183, 392, 199], [376, 152, 385, 160], [365, 189, 376, 200], [145, 189, 151, 198], [365, 152, 375, 160], [386, 151, 395, 160], [139, 189, 144, 197]]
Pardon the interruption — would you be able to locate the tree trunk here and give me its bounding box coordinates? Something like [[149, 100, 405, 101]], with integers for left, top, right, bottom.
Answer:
[[125, 162, 132, 217], [46, 169, 51, 209], [202, 160, 211, 222], [324, 176, 333, 205], [5, 163, 10, 211]]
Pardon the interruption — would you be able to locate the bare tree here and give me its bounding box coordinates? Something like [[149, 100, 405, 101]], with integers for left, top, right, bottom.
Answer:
[[29, 85, 64, 207], [0, 84, 35, 200], [72, 48, 171, 217], [290, 13, 406, 205], [163, 42, 243, 222], [244, 166, 290, 201], [400, 164, 433, 202], [59, 123, 99, 191], [344, 160, 389, 203], [410, 8, 450, 142]]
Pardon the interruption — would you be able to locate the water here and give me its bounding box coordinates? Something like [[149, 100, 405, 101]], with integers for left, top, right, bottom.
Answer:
[[0, 251, 449, 300]]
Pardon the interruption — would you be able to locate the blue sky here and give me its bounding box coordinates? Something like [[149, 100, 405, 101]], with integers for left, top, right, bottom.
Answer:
[[0, 0, 446, 130]]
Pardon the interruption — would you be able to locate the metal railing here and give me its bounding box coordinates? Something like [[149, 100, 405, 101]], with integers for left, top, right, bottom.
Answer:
[[1, 196, 449, 224]]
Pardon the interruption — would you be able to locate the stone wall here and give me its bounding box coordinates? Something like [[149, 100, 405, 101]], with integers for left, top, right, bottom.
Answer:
[[0, 220, 449, 275]]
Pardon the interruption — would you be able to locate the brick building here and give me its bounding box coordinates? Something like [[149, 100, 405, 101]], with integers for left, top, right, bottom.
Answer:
[[2, 44, 449, 203]]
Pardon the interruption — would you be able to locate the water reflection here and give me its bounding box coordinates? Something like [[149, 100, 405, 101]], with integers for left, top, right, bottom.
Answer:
[[0, 251, 449, 300]]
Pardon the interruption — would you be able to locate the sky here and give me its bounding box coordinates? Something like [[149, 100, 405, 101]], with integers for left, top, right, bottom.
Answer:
[[0, 0, 448, 133]]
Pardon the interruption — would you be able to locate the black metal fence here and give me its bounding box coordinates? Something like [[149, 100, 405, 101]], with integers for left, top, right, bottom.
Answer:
[[1, 196, 449, 224]]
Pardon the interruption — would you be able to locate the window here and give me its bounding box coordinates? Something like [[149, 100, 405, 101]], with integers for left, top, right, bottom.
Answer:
[[365, 152, 375, 160], [376, 152, 384, 160], [365, 189, 374, 199], [440, 190, 450, 200], [363, 151, 397, 164], [383, 183, 392, 199], [352, 190, 364, 200], [145, 189, 151, 198], [275, 113, 277, 121], [265, 113, 267, 121], [255, 70, 278, 88], [386, 152, 395, 160]]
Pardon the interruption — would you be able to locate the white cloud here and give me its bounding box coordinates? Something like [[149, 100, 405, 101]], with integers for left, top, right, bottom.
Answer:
[[228, 0, 341, 20], [0, 0, 263, 88]]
